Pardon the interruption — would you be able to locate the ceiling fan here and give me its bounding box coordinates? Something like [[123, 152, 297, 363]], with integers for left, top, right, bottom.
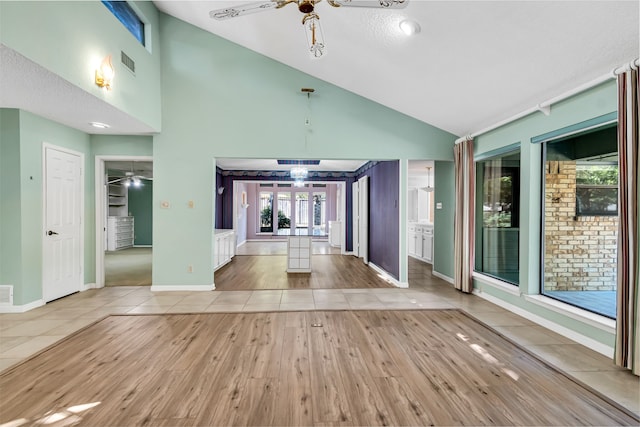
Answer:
[[210, 0, 408, 58], [108, 162, 153, 187], [108, 171, 153, 187]]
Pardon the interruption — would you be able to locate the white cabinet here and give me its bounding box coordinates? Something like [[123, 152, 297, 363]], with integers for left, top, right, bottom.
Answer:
[[408, 223, 433, 264], [214, 229, 235, 271], [107, 216, 134, 251], [287, 236, 312, 273], [329, 221, 341, 247]]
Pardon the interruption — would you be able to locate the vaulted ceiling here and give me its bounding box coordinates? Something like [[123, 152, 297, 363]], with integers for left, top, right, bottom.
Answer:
[[0, 1, 637, 139], [155, 0, 639, 136]]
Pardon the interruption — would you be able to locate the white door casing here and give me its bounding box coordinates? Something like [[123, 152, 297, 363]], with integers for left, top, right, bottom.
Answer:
[[43, 145, 83, 302], [358, 175, 369, 264], [352, 181, 359, 257]]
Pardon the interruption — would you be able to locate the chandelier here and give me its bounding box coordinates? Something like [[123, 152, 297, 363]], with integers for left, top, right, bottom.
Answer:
[[210, 0, 408, 58]]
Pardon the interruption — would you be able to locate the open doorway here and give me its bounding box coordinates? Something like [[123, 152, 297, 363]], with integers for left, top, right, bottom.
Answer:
[[95, 157, 153, 287], [408, 160, 435, 287], [213, 158, 390, 290]]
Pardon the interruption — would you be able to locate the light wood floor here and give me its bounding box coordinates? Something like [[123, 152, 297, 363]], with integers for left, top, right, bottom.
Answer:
[[1, 310, 636, 426], [215, 255, 396, 290]]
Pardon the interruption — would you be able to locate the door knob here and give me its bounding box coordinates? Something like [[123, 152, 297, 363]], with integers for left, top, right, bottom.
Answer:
[[47, 230, 58, 236]]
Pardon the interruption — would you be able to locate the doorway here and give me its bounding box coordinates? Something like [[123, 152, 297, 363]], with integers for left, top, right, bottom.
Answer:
[[95, 156, 153, 287]]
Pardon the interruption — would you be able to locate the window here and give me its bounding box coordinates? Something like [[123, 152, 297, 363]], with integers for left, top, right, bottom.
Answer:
[[575, 163, 618, 216], [542, 125, 618, 318], [258, 192, 273, 233], [276, 193, 291, 235], [475, 149, 520, 284], [313, 192, 327, 236], [102, 1, 145, 45], [295, 193, 309, 235]]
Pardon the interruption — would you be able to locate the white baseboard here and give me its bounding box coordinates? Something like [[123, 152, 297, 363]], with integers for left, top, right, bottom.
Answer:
[[471, 289, 614, 358], [150, 284, 215, 292], [0, 299, 45, 313], [369, 263, 408, 288], [81, 282, 97, 291], [432, 270, 454, 284]]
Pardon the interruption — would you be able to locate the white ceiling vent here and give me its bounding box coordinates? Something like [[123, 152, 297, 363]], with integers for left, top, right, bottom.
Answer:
[[120, 51, 135, 74], [0, 285, 13, 305]]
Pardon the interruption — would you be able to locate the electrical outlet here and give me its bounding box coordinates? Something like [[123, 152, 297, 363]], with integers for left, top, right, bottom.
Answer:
[[187, 265, 193, 273]]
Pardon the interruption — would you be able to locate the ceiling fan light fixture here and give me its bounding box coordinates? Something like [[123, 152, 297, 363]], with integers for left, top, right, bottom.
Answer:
[[298, 0, 315, 14], [302, 12, 325, 58], [399, 19, 420, 36]]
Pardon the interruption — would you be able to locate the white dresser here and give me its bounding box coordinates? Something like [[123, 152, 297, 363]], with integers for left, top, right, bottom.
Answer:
[[408, 222, 433, 263], [287, 236, 312, 273], [107, 216, 134, 251]]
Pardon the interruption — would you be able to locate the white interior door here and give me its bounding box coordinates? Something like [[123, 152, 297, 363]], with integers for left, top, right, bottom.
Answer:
[[43, 145, 82, 302], [358, 176, 369, 264], [352, 181, 359, 257]]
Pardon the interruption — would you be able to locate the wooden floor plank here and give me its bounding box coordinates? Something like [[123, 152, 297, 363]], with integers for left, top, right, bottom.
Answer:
[[215, 255, 395, 290], [0, 311, 637, 427]]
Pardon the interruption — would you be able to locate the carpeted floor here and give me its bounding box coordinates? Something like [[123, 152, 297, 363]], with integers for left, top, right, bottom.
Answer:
[[104, 247, 152, 286]]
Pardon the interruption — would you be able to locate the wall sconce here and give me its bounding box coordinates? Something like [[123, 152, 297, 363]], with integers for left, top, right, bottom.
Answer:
[[95, 55, 115, 90], [217, 186, 225, 195]]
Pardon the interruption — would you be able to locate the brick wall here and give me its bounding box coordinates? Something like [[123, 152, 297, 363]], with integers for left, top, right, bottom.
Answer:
[[544, 161, 617, 291]]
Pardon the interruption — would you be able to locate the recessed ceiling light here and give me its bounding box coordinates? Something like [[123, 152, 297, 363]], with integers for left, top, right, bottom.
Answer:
[[90, 121, 110, 129], [399, 20, 421, 36]]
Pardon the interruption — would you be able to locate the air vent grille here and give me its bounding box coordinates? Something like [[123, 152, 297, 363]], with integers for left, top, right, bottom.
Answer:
[[121, 51, 135, 74], [0, 285, 13, 305]]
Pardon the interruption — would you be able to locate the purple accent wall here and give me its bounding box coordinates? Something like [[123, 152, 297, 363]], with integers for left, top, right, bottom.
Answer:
[[356, 161, 399, 279]]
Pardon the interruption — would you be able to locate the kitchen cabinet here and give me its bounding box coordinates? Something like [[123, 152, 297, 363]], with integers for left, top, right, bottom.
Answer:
[[214, 229, 235, 271], [408, 222, 433, 264]]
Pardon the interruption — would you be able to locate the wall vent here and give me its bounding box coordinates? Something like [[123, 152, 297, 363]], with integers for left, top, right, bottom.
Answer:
[[121, 51, 135, 74], [0, 285, 13, 306]]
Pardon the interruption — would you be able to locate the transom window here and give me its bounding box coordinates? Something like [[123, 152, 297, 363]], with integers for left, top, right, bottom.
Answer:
[[102, 1, 145, 45]]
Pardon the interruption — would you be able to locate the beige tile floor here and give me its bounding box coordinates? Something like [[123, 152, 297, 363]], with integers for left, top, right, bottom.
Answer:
[[1, 278, 639, 417]]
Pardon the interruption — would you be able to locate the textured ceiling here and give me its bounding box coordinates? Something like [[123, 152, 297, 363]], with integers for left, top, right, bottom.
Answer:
[[155, 0, 639, 136], [0, 1, 637, 141]]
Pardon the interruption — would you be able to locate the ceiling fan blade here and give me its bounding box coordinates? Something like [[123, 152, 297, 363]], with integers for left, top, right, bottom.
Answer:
[[329, 0, 408, 9], [210, 1, 280, 20], [108, 177, 126, 185]]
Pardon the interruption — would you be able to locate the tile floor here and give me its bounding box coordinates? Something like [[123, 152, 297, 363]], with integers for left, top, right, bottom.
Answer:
[[1, 275, 639, 417]]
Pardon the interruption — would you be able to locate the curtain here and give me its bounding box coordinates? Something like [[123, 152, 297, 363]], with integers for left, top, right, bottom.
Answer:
[[615, 68, 639, 375], [453, 138, 475, 293]]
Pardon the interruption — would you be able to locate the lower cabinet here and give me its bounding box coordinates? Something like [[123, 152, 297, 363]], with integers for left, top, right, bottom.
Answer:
[[214, 229, 235, 271], [408, 223, 433, 264], [287, 236, 312, 273]]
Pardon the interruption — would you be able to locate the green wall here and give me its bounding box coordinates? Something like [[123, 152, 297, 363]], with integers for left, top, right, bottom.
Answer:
[[0, 109, 94, 305], [153, 13, 457, 287], [0, 109, 23, 301], [128, 181, 152, 245], [473, 80, 619, 347], [0, 1, 162, 131], [433, 161, 455, 280]]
